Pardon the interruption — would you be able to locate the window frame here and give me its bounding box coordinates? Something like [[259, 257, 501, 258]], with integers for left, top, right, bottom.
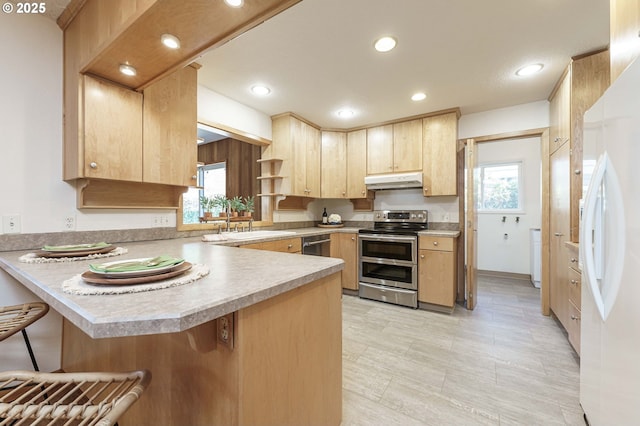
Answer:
[[476, 160, 525, 214]]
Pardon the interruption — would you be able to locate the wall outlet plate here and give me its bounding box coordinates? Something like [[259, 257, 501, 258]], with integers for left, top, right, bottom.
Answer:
[[64, 215, 76, 231], [216, 313, 234, 350], [2, 215, 21, 234]]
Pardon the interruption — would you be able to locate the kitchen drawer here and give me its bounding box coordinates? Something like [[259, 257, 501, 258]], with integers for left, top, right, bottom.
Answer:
[[567, 252, 580, 271], [419, 236, 453, 252], [243, 237, 301, 253], [568, 300, 581, 355], [568, 266, 581, 309]]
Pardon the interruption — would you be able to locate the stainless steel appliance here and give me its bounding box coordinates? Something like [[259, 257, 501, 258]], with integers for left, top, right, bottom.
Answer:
[[358, 210, 428, 308], [302, 234, 331, 257]]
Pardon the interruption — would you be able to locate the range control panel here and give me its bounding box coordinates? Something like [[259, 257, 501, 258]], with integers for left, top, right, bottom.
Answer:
[[373, 210, 428, 223]]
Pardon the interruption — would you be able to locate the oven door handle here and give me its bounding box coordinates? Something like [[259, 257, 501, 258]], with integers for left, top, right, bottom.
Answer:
[[358, 234, 417, 242]]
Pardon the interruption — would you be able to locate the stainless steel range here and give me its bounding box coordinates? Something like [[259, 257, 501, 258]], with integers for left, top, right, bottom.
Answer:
[[358, 210, 428, 308]]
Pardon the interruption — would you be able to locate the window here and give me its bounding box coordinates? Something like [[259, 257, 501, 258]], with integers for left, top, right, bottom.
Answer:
[[477, 162, 522, 211], [182, 162, 227, 224]]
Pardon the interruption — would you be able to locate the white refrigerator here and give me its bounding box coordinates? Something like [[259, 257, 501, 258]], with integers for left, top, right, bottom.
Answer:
[[580, 57, 640, 425]]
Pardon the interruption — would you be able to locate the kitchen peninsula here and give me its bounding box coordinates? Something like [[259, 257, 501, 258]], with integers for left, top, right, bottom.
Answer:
[[0, 238, 344, 425]]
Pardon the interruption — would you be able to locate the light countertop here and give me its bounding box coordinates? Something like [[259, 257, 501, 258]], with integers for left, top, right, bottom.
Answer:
[[0, 237, 343, 339]]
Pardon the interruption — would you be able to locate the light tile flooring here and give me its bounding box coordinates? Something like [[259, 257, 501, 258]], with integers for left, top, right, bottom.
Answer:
[[341, 274, 583, 425]]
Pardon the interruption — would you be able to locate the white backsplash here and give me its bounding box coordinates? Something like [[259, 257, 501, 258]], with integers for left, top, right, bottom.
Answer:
[[274, 189, 459, 223]]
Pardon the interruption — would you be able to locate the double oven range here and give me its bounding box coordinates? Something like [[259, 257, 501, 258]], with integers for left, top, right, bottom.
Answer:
[[358, 210, 428, 309]]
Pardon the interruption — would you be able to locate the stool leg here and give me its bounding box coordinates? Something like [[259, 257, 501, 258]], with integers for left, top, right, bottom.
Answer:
[[21, 329, 40, 371]]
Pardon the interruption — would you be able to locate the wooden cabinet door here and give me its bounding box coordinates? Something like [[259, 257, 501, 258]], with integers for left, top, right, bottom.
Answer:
[[304, 123, 322, 197], [610, 0, 640, 82], [321, 131, 347, 198], [392, 119, 422, 172], [422, 112, 458, 196], [418, 249, 455, 307], [346, 129, 367, 198], [549, 70, 571, 154], [550, 143, 571, 327], [289, 117, 307, 196], [330, 233, 358, 290], [83, 75, 143, 181], [366, 125, 393, 174], [143, 65, 197, 186]]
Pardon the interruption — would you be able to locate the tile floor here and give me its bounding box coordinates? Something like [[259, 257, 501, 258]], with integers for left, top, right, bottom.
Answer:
[[341, 274, 583, 425]]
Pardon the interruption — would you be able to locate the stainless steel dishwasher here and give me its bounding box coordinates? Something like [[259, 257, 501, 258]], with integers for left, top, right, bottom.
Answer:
[[302, 234, 331, 257]]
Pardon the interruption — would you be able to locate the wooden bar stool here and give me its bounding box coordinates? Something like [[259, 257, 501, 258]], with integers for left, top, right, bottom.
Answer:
[[0, 302, 50, 371], [0, 369, 151, 425]]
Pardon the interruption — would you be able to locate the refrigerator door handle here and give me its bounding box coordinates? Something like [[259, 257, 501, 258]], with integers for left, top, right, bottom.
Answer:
[[581, 152, 626, 321]]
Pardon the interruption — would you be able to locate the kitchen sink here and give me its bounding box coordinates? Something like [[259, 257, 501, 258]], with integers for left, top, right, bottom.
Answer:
[[221, 230, 297, 240]]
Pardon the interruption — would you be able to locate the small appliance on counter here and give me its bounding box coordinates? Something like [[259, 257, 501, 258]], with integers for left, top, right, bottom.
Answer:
[[357, 210, 428, 308]]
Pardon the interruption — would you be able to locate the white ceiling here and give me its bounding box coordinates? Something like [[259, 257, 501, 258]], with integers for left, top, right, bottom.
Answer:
[[196, 0, 609, 129], [47, 0, 609, 130]]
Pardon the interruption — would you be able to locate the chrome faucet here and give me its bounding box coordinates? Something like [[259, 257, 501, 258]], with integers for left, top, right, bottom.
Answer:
[[225, 204, 231, 232]]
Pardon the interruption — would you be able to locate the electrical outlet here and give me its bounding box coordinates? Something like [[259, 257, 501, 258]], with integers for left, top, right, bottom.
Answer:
[[64, 215, 76, 231], [160, 215, 170, 226], [217, 313, 234, 349], [152, 216, 161, 228], [2, 215, 21, 234], [443, 213, 450, 222]]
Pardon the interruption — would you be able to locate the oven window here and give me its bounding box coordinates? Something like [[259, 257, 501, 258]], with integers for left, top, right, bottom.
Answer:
[[360, 239, 414, 262], [361, 261, 415, 289]]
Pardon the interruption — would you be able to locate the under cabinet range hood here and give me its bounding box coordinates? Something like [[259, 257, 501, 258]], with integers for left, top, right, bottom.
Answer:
[[364, 172, 423, 190]]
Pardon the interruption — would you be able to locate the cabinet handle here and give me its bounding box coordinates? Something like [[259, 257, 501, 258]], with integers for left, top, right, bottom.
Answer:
[[571, 315, 580, 321], [570, 258, 577, 263], [424, 188, 428, 193], [433, 241, 438, 246], [554, 232, 563, 236], [361, 190, 365, 195], [192, 175, 197, 180], [420, 254, 425, 259], [342, 191, 346, 196], [554, 137, 562, 143], [574, 169, 581, 175], [287, 244, 292, 249], [351, 237, 355, 241], [89, 162, 98, 169], [570, 279, 578, 285]]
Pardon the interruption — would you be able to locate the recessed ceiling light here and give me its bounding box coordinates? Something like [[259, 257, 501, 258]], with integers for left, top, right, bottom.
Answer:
[[251, 85, 271, 96], [119, 64, 137, 76], [411, 92, 427, 101], [515, 63, 544, 77], [161, 34, 180, 49], [224, 0, 243, 7], [374, 36, 397, 53], [337, 109, 355, 118]]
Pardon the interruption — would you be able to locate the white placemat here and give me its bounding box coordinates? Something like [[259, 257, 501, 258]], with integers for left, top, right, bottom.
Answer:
[[19, 247, 128, 263], [62, 263, 210, 295]]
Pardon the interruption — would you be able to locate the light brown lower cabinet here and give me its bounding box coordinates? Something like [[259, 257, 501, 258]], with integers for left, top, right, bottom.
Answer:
[[418, 236, 457, 309], [241, 237, 302, 253], [567, 243, 581, 355], [330, 232, 358, 290]]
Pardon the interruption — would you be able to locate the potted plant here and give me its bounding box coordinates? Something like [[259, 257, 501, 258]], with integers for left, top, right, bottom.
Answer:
[[199, 195, 214, 218], [212, 194, 228, 217], [243, 196, 255, 218], [229, 196, 244, 217]]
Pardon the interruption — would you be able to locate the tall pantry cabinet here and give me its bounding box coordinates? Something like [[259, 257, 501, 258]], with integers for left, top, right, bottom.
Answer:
[[548, 49, 609, 352]]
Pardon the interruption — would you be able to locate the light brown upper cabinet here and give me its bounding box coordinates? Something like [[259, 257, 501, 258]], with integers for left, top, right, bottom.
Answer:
[[81, 75, 143, 182], [422, 111, 459, 197], [67, 66, 197, 187], [366, 121, 422, 175], [270, 113, 321, 198], [321, 131, 347, 198], [392, 119, 423, 172], [143, 65, 198, 187], [548, 69, 571, 155], [346, 129, 368, 198], [610, 0, 640, 83], [366, 125, 394, 174]]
